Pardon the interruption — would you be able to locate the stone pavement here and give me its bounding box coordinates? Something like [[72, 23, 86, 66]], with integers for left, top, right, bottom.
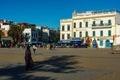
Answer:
[[0, 48, 120, 80]]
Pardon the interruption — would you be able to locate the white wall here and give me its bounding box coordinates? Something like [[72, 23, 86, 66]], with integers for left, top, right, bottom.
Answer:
[[116, 25, 120, 45], [23, 28, 32, 42], [1, 25, 10, 30], [116, 13, 120, 24]]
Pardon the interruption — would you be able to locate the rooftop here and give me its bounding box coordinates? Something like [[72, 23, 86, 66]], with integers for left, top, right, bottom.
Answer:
[[73, 9, 120, 14], [72, 9, 120, 17]]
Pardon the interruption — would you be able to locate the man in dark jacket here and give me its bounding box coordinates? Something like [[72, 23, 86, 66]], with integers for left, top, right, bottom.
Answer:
[[25, 45, 33, 71]]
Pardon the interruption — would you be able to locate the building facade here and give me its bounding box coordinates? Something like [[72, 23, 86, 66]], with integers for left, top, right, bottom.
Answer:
[[0, 20, 12, 37], [23, 28, 40, 45], [60, 10, 120, 48]]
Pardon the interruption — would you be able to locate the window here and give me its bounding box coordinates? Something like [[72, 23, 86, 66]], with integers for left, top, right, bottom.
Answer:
[[79, 22, 82, 28], [86, 22, 88, 27], [85, 31, 88, 37], [100, 20, 103, 26], [108, 20, 112, 25], [92, 21, 96, 26], [67, 25, 70, 31], [67, 34, 70, 39], [93, 31, 95, 36], [74, 32, 76, 37], [62, 26, 64, 31], [100, 31, 103, 36], [108, 30, 111, 36], [62, 34, 64, 39], [79, 32, 82, 37], [74, 23, 76, 28]]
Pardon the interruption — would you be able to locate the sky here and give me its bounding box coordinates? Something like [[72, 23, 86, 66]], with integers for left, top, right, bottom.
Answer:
[[0, 0, 119, 29]]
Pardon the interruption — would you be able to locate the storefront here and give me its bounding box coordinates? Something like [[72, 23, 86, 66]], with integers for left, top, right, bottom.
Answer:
[[1, 37, 12, 48]]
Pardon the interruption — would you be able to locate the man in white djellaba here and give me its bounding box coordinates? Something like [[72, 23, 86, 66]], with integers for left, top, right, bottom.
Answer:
[[32, 45, 37, 54]]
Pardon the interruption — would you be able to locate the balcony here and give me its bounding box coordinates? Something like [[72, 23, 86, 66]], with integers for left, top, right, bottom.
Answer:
[[92, 23, 112, 29]]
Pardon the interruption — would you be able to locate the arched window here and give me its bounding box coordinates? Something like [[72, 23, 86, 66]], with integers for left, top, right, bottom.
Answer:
[[74, 32, 76, 37], [62, 34, 64, 39], [86, 22, 88, 27], [67, 25, 70, 31], [74, 23, 76, 28], [108, 20, 112, 25], [62, 25, 64, 31], [79, 32, 82, 37], [108, 30, 111, 36], [79, 22, 82, 28], [92, 21, 96, 26], [86, 31, 88, 37], [100, 20, 103, 26], [67, 34, 70, 39], [100, 31, 103, 36], [93, 31, 95, 36]]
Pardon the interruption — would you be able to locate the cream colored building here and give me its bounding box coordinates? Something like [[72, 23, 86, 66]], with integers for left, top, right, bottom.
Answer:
[[60, 10, 120, 48]]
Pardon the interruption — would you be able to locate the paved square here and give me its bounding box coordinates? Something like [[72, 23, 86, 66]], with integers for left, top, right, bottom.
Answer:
[[0, 48, 120, 80]]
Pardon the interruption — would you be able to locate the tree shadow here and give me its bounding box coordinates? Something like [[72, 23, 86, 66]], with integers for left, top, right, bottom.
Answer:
[[33, 55, 83, 73], [0, 55, 82, 80], [0, 64, 54, 80]]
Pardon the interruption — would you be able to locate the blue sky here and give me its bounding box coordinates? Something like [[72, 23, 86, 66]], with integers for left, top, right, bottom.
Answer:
[[0, 0, 119, 29]]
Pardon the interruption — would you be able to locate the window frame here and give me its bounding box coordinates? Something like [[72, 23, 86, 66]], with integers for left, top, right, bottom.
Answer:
[[108, 30, 111, 36], [79, 22, 82, 28], [74, 23, 76, 28], [62, 25, 65, 31], [67, 25, 70, 31], [62, 34, 65, 39], [79, 32, 82, 37], [86, 22, 88, 27], [93, 31, 95, 36], [74, 32, 76, 37], [85, 31, 88, 37], [100, 31, 103, 36], [67, 34, 70, 39]]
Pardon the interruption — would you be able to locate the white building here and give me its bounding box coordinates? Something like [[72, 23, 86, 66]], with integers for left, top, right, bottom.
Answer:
[[42, 28, 49, 43], [36, 26, 49, 43], [23, 28, 40, 45], [60, 9, 120, 48], [0, 20, 10, 37]]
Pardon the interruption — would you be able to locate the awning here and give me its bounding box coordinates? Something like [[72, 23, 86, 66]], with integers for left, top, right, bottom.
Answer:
[[25, 42, 31, 44], [58, 40, 71, 44], [1, 37, 12, 40], [71, 38, 82, 41]]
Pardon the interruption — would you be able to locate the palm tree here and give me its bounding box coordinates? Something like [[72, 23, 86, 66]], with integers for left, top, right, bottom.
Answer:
[[55, 29, 60, 43], [8, 23, 25, 46]]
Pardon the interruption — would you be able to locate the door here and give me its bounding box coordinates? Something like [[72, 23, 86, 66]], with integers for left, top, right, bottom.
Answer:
[[105, 40, 110, 48]]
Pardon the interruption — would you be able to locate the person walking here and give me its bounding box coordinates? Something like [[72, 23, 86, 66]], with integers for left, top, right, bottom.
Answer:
[[25, 45, 33, 71], [33, 45, 37, 54]]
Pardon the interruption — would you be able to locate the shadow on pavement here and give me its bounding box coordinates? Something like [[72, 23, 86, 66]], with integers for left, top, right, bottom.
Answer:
[[33, 55, 82, 73], [0, 55, 82, 80], [0, 64, 54, 80]]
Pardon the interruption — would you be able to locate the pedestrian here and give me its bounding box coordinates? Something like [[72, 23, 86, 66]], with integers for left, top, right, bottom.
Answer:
[[25, 45, 33, 71], [46, 44, 50, 50], [33, 45, 37, 54], [52, 43, 56, 50], [50, 44, 53, 50]]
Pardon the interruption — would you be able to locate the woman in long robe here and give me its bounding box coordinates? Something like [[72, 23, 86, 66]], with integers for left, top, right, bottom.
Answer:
[[25, 45, 33, 71]]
